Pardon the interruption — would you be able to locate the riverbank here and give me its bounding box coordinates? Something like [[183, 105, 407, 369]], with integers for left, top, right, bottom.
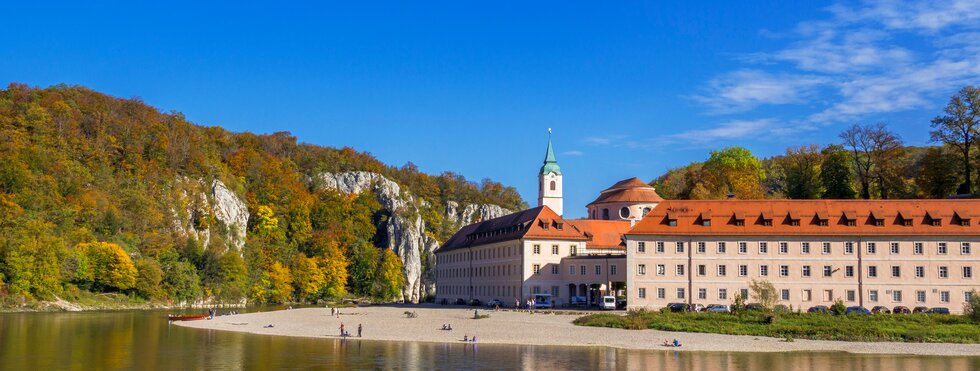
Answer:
[[0, 293, 244, 313], [174, 306, 980, 356]]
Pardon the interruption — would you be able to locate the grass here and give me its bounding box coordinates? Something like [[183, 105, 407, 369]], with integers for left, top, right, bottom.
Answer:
[[573, 310, 980, 343]]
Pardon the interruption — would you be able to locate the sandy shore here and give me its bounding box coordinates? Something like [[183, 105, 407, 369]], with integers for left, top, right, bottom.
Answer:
[[175, 306, 980, 356]]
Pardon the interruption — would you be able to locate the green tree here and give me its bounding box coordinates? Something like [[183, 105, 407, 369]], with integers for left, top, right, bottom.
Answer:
[[699, 147, 766, 199], [348, 241, 379, 297], [916, 147, 960, 198], [820, 145, 857, 199], [134, 258, 164, 299], [214, 253, 247, 302], [162, 260, 202, 303], [781, 145, 823, 199], [749, 279, 777, 312], [964, 290, 980, 322], [930, 86, 980, 195], [373, 249, 405, 302]]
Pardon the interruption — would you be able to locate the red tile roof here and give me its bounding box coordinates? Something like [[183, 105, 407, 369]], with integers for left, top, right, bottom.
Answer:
[[629, 200, 980, 236], [587, 177, 663, 206], [566, 219, 631, 249], [438, 206, 587, 253]]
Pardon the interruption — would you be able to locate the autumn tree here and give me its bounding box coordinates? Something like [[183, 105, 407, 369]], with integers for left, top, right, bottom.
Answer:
[[930, 86, 980, 195], [749, 279, 777, 312], [291, 254, 325, 301], [373, 249, 405, 302], [135, 258, 165, 299], [781, 145, 823, 199], [820, 145, 857, 199], [76, 242, 138, 291], [698, 147, 766, 199]]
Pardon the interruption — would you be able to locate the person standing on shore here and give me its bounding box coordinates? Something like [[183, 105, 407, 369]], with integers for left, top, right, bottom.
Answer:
[[358, 324, 362, 337], [340, 323, 345, 337]]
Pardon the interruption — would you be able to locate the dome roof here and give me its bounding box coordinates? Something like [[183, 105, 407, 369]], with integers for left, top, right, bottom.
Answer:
[[587, 177, 663, 206]]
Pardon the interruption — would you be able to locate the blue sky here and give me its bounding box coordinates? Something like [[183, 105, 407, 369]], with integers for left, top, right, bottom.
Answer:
[[3, 1, 980, 218]]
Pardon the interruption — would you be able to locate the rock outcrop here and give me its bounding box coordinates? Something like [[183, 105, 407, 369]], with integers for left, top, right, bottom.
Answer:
[[172, 178, 250, 251], [317, 171, 511, 303]]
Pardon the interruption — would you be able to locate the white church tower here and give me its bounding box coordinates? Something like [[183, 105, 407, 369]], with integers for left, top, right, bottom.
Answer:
[[538, 129, 563, 216]]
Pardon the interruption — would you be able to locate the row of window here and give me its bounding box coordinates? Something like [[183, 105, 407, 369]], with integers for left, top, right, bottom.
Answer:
[[438, 264, 519, 279], [437, 245, 522, 264], [635, 287, 973, 304], [439, 285, 520, 298], [532, 264, 618, 276], [532, 244, 579, 256], [635, 241, 972, 255], [636, 263, 974, 279]]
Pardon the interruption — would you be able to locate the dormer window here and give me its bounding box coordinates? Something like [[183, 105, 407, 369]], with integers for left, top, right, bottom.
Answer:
[[556, 222, 564, 230], [668, 219, 678, 227], [790, 220, 800, 226], [932, 219, 942, 226], [735, 220, 745, 226], [875, 219, 884, 226], [903, 220, 913, 226], [703, 219, 711, 227], [962, 219, 971, 226]]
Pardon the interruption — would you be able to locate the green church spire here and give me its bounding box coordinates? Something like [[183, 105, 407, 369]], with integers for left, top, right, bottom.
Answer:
[[540, 128, 562, 175]]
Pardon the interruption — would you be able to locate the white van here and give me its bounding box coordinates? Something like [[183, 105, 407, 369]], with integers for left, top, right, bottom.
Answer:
[[600, 296, 616, 310], [533, 294, 553, 309]]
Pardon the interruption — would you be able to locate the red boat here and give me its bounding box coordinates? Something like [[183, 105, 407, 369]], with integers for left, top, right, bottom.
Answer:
[[168, 314, 209, 321]]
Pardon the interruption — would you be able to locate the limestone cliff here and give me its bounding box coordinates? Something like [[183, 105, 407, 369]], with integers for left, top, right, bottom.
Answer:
[[316, 171, 510, 303], [172, 178, 250, 252]]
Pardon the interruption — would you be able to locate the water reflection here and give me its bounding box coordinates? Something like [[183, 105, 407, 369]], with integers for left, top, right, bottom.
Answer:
[[1, 311, 978, 370]]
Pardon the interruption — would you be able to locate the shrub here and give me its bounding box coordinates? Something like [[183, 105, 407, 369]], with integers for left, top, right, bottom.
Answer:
[[831, 298, 846, 315], [732, 293, 746, 314], [965, 290, 980, 322]]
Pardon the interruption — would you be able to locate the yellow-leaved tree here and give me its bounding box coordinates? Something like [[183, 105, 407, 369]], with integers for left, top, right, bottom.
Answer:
[[252, 261, 293, 303], [291, 254, 325, 301], [319, 241, 349, 298], [76, 242, 138, 291]]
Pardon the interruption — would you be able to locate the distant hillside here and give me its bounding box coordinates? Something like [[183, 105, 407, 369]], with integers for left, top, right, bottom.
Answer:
[[0, 83, 525, 307]]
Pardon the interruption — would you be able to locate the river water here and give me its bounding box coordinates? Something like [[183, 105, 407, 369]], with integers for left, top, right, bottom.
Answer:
[[1, 309, 978, 370]]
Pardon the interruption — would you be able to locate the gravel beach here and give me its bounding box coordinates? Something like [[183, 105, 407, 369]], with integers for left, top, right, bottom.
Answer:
[[174, 306, 980, 356]]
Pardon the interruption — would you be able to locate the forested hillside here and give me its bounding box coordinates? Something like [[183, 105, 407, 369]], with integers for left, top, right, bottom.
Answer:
[[0, 83, 525, 307], [653, 87, 980, 201]]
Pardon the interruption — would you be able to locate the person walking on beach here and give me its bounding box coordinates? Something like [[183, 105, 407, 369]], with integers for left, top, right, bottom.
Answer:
[[357, 324, 362, 337]]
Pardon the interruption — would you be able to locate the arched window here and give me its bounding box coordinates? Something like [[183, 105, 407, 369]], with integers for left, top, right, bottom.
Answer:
[[620, 207, 630, 219], [550, 181, 556, 191], [602, 209, 610, 220], [642, 207, 652, 217]]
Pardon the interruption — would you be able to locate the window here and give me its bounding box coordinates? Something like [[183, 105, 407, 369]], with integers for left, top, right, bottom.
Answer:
[[602, 209, 610, 220], [845, 266, 854, 277], [698, 288, 707, 300], [759, 242, 768, 254], [570, 265, 576, 275], [823, 265, 832, 277], [739, 265, 748, 277], [610, 265, 617, 275], [779, 265, 789, 277], [533, 245, 541, 254], [823, 290, 833, 302], [718, 265, 727, 276], [891, 266, 901, 278], [676, 242, 685, 253], [657, 287, 666, 299], [677, 288, 685, 299], [941, 291, 950, 303], [638, 288, 646, 299], [847, 290, 856, 302], [533, 286, 541, 294], [697, 242, 706, 253], [717, 242, 727, 253], [637, 242, 646, 253], [697, 264, 706, 276], [869, 290, 879, 302], [781, 289, 790, 301], [939, 266, 948, 278], [802, 289, 812, 302], [914, 266, 924, 278], [802, 242, 811, 254], [533, 264, 541, 274], [550, 181, 556, 191], [965, 266, 973, 278], [637, 264, 646, 275], [802, 265, 811, 277], [760, 265, 769, 277], [868, 266, 877, 278], [741, 288, 749, 300], [779, 242, 788, 254], [822, 242, 831, 254], [619, 207, 630, 219], [656, 265, 665, 276], [845, 242, 855, 254], [967, 291, 974, 303], [676, 265, 685, 276], [656, 242, 665, 253], [867, 242, 876, 254], [551, 265, 559, 274], [702, 219, 711, 226], [914, 242, 923, 255], [893, 290, 903, 302], [939, 242, 948, 255], [719, 288, 728, 300], [916, 290, 926, 303], [890, 242, 899, 254], [570, 245, 577, 256], [962, 243, 972, 255], [580, 266, 586, 275], [552, 245, 559, 255], [738, 242, 748, 254]]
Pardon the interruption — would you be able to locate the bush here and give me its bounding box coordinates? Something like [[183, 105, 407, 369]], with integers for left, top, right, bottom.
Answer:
[[732, 293, 746, 314], [965, 290, 980, 322], [831, 298, 846, 315]]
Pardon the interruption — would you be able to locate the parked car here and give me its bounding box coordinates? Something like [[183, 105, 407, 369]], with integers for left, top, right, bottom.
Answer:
[[807, 305, 831, 314], [600, 296, 617, 310], [912, 306, 929, 313], [705, 304, 731, 313], [666, 303, 687, 312], [870, 306, 891, 314], [688, 303, 705, 312], [485, 299, 503, 308], [745, 303, 764, 311], [893, 306, 911, 314], [845, 306, 871, 315], [439, 298, 448, 305], [469, 299, 482, 307], [569, 296, 587, 307], [927, 307, 950, 314], [616, 299, 627, 310], [454, 298, 466, 305]]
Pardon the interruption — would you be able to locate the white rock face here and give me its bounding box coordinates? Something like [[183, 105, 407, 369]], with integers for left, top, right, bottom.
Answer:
[[317, 171, 511, 303], [172, 178, 250, 251]]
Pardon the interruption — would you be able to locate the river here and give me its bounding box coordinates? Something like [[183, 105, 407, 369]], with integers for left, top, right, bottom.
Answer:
[[1, 309, 978, 370]]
